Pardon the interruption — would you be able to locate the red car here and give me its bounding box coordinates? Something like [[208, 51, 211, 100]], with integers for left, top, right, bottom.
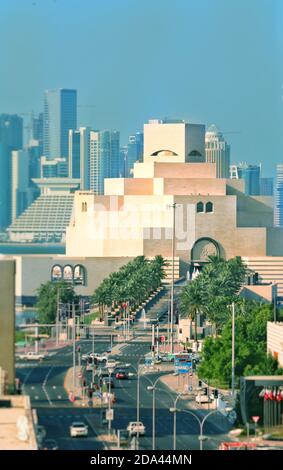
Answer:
[[115, 369, 128, 380]]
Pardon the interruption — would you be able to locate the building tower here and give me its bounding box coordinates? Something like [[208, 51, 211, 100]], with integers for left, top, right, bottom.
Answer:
[[230, 162, 261, 196], [0, 114, 23, 151], [11, 150, 31, 222], [89, 130, 120, 194], [124, 132, 144, 177], [69, 127, 91, 190], [205, 125, 230, 178], [275, 164, 283, 227], [43, 89, 77, 160]]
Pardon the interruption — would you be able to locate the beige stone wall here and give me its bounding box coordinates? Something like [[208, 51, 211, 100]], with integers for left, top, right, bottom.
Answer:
[[14, 255, 134, 299], [266, 228, 283, 256], [267, 322, 283, 367], [134, 161, 216, 179], [163, 178, 227, 195], [104, 178, 154, 196], [0, 259, 15, 388], [240, 284, 275, 303], [237, 195, 273, 227]]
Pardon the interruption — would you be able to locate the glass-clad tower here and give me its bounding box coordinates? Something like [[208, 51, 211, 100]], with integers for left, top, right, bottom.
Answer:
[[43, 89, 77, 160]]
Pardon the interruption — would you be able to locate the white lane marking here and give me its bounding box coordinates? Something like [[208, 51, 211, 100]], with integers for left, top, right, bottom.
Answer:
[[42, 366, 54, 406]]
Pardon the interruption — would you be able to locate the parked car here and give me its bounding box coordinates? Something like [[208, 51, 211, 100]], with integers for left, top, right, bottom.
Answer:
[[41, 439, 59, 450], [70, 422, 89, 438], [115, 369, 128, 380], [127, 421, 146, 436]]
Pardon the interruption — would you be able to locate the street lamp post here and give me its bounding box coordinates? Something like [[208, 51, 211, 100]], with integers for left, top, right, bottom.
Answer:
[[107, 367, 114, 436], [147, 376, 166, 450], [172, 393, 185, 450], [231, 302, 235, 400], [169, 203, 177, 354]]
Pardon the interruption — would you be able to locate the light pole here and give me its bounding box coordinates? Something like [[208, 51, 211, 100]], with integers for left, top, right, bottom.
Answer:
[[147, 376, 168, 450], [107, 367, 114, 436], [170, 407, 224, 450], [92, 325, 95, 385], [172, 393, 185, 450], [168, 203, 177, 354], [231, 302, 235, 400], [72, 302, 76, 390]]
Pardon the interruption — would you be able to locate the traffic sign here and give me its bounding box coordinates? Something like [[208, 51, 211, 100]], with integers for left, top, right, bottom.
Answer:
[[252, 416, 260, 423], [106, 409, 114, 421]]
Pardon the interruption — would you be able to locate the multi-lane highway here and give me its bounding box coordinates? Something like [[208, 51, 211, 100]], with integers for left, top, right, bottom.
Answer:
[[16, 335, 230, 450]]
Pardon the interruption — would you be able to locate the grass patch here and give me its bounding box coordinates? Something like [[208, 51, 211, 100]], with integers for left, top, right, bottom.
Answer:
[[83, 311, 100, 325]]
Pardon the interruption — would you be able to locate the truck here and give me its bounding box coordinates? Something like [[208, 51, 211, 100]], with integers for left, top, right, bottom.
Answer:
[[18, 351, 45, 361], [195, 394, 211, 404]]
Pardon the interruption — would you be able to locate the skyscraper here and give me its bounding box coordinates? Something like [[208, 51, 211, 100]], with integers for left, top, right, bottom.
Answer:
[[230, 162, 261, 195], [11, 150, 30, 222], [205, 125, 230, 178], [69, 127, 91, 189], [124, 132, 144, 177], [89, 130, 120, 194], [0, 143, 12, 230], [43, 89, 77, 160], [274, 164, 283, 227], [260, 177, 274, 196], [32, 112, 43, 156], [0, 114, 23, 150]]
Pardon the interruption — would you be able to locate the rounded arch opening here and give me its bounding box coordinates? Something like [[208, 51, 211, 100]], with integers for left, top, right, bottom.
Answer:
[[74, 265, 86, 286], [63, 265, 73, 283], [51, 265, 63, 282]]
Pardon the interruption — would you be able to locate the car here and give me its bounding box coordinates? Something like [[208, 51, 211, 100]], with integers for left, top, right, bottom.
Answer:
[[106, 358, 119, 369], [118, 429, 129, 446], [18, 351, 45, 361], [41, 439, 59, 450], [127, 421, 146, 436], [35, 425, 46, 445], [102, 376, 115, 388], [95, 353, 108, 362], [70, 422, 89, 438], [115, 369, 128, 380], [106, 346, 112, 353]]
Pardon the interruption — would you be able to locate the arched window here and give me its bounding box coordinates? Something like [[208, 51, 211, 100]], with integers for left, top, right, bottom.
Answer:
[[206, 201, 213, 213], [63, 265, 73, 283], [74, 265, 86, 286], [51, 265, 63, 282], [188, 150, 202, 157], [151, 150, 178, 156], [196, 201, 204, 213]]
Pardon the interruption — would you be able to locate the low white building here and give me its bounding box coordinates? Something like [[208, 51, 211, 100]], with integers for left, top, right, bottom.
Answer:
[[267, 321, 283, 367]]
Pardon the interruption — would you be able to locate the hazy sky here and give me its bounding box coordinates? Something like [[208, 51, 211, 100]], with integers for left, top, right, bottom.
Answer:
[[1, 0, 283, 176]]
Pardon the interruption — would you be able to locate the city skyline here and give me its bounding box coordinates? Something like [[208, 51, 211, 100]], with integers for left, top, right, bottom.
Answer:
[[0, 0, 283, 176]]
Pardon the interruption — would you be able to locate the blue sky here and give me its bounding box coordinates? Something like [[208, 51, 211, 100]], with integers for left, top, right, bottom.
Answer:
[[0, 0, 283, 176]]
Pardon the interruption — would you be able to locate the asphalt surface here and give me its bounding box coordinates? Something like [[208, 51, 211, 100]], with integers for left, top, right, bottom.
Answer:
[[16, 333, 230, 450]]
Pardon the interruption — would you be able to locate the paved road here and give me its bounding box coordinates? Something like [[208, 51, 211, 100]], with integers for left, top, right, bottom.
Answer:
[[16, 338, 230, 450]]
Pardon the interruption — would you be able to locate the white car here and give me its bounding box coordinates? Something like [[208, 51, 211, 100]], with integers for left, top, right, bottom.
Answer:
[[106, 358, 119, 369], [127, 421, 146, 436], [18, 351, 45, 361], [70, 422, 89, 438]]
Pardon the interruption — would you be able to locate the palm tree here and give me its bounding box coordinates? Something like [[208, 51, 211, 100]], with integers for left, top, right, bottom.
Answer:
[[180, 278, 204, 342]]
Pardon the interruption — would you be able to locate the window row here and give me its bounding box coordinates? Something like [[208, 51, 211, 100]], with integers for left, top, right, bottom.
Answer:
[[196, 201, 214, 213], [51, 264, 86, 285]]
